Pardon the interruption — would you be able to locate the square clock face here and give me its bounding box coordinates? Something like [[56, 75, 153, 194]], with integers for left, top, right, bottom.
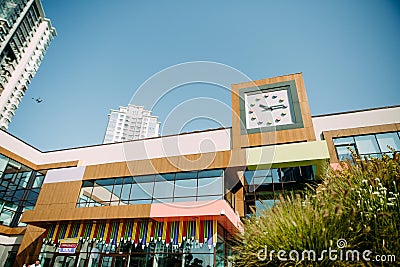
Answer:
[[244, 88, 294, 129]]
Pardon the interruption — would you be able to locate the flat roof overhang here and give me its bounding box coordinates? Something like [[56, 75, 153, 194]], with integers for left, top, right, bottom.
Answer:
[[246, 140, 330, 170]]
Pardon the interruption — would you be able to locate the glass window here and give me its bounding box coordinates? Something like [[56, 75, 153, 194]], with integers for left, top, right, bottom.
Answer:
[[134, 175, 154, 183], [198, 177, 223, 196], [96, 179, 115, 186], [252, 176, 272, 185], [131, 183, 153, 200], [244, 171, 254, 184], [0, 209, 14, 226], [336, 145, 356, 161], [244, 169, 272, 184], [252, 169, 270, 177], [153, 181, 174, 199], [112, 184, 123, 200], [123, 176, 133, 184], [245, 169, 273, 185], [0, 155, 8, 175], [121, 183, 132, 200], [280, 166, 313, 182], [91, 185, 113, 204], [114, 178, 124, 186], [32, 173, 44, 188], [271, 169, 281, 183], [79, 186, 93, 199], [198, 169, 223, 178], [174, 179, 197, 197], [26, 190, 39, 202], [256, 199, 277, 215], [112, 178, 124, 201], [155, 174, 175, 181], [13, 189, 24, 201], [82, 180, 95, 187], [376, 132, 400, 153], [333, 136, 355, 145], [355, 135, 380, 155], [175, 171, 197, 180]]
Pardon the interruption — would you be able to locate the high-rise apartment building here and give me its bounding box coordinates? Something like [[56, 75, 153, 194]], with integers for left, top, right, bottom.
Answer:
[[103, 104, 160, 143], [0, 0, 56, 130]]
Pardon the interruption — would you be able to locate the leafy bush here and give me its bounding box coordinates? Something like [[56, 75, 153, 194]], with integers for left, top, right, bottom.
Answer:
[[233, 153, 400, 266]]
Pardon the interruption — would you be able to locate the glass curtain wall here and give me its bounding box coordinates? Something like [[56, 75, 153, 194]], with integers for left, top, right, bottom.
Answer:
[[0, 154, 44, 227], [244, 165, 315, 216], [333, 131, 400, 161], [77, 170, 225, 207]]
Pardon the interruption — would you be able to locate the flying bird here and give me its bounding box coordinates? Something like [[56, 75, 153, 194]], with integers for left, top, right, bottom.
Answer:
[[32, 97, 43, 103]]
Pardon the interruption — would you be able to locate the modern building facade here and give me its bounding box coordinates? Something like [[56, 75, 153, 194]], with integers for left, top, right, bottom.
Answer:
[[0, 0, 56, 130], [0, 73, 398, 267], [103, 104, 160, 144]]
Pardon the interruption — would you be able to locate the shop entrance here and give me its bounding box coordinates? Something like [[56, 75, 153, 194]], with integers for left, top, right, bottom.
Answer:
[[46, 253, 129, 267], [39, 238, 219, 267]]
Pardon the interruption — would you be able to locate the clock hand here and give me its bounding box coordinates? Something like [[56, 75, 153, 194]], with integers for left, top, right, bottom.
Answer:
[[258, 104, 271, 110], [259, 104, 287, 110], [270, 104, 287, 110]]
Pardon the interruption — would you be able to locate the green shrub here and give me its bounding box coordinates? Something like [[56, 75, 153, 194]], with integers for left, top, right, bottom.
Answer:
[[233, 153, 400, 266]]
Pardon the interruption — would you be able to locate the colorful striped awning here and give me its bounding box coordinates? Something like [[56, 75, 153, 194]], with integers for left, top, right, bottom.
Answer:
[[43, 219, 217, 247]]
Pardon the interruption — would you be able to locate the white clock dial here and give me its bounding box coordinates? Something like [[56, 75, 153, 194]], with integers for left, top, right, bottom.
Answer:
[[244, 89, 294, 129]]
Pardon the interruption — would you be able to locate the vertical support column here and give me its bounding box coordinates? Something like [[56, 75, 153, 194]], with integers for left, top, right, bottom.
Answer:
[[15, 225, 45, 267]]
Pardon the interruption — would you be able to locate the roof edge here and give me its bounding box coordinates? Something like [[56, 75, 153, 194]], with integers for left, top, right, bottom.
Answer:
[[312, 104, 400, 118]]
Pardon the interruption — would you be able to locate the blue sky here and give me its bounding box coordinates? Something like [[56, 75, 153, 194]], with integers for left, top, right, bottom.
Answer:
[[8, 0, 400, 151]]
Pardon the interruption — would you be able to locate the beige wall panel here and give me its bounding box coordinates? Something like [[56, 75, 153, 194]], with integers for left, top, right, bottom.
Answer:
[[0, 146, 78, 171], [0, 147, 37, 169]]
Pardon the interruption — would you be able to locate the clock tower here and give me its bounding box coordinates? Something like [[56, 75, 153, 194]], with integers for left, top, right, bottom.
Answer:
[[231, 73, 316, 148]]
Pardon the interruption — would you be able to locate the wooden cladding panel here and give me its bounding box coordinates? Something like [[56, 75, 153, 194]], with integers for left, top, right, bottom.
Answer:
[[232, 73, 312, 109], [22, 204, 152, 224], [235, 187, 245, 217], [35, 181, 82, 206], [231, 73, 316, 149], [83, 150, 246, 180], [0, 225, 26, 236], [84, 162, 129, 180], [323, 123, 400, 163], [37, 160, 79, 171], [22, 180, 152, 223], [239, 126, 314, 147]]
